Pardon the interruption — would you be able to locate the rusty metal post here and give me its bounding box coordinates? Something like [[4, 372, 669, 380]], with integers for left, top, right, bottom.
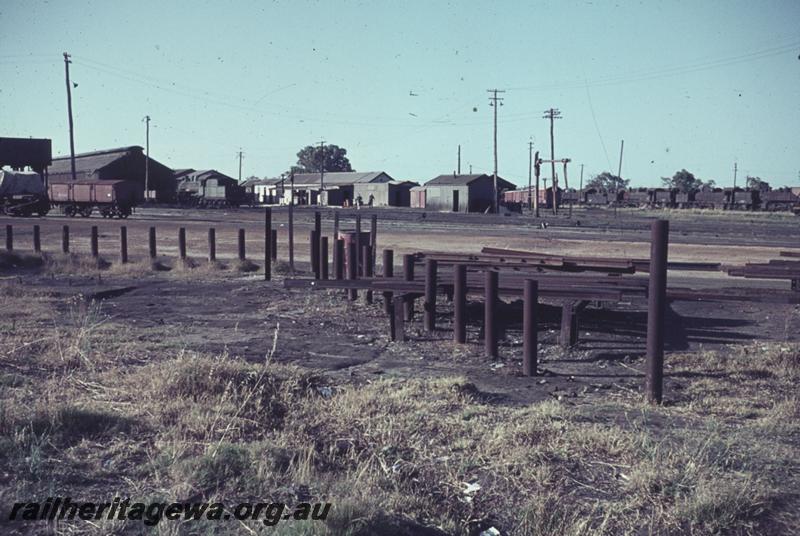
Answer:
[[392, 295, 406, 341], [310, 230, 320, 279], [320, 236, 329, 280], [33, 225, 40, 253], [382, 249, 394, 315], [424, 258, 437, 331], [363, 245, 373, 304], [5, 224, 12, 251], [485, 270, 498, 358], [646, 219, 669, 404], [208, 228, 216, 262], [119, 226, 128, 264], [238, 228, 246, 261], [178, 228, 187, 259], [62, 225, 69, 254], [355, 214, 363, 276], [347, 240, 358, 301], [403, 254, 415, 321], [523, 279, 539, 376], [335, 238, 345, 280], [454, 264, 467, 343], [148, 226, 156, 259], [264, 207, 272, 280], [559, 302, 578, 347], [90, 226, 99, 257], [370, 214, 378, 267]]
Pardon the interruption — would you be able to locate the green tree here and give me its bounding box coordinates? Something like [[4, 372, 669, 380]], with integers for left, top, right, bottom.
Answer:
[[746, 176, 770, 191], [292, 144, 353, 174], [661, 169, 703, 192], [586, 172, 628, 191]]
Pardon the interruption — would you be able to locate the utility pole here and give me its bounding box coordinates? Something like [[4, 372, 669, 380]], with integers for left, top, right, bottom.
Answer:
[[731, 162, 738, 208], [543, 108, 561, 215], [457, 144, 461, 175], [617, 139, 624, 179], [488, 89, 505, 213], [318, 140, 325, 205], [469, 164, 473, 174], [143, 115, 150, 198], [528, 140, 534, 213], [534, 151, 540, 218], [237, 148, 244, 183], [63, 52, 77, 182], [579, 163, 584, 196]]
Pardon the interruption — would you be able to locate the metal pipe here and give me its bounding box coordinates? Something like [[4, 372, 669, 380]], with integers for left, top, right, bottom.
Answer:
[[90, 226, 98, 257], [310, 230, 319, 278], [424, 258, 437, 331], [355, 214, 362, 276], [523, 279, 539, 376], [363, 245, 373, 304], [264, 207, 272, 280], [208, 228, 216, 262], [347, 240, 358, 301], [320, 236, 329, 280], [119, 226, 128, 264], [238, 228, 246, 261], [33, 225, 40, 253], [335, 238, 345, 280], [178, 227, 187, 259], [148, 227, 156, 259], [485, 270, 498, 358], [646, 219, 669, 404], [454, 264, 467, 343], [382, 249, 394, 315], [403, 254, 415, 321]]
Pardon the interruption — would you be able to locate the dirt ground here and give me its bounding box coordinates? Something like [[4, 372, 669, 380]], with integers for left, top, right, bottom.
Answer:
[[1, 206, 799, 535]]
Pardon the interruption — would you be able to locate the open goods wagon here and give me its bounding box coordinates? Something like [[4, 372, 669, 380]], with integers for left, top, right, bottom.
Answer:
[[48, 179, 140, 218]]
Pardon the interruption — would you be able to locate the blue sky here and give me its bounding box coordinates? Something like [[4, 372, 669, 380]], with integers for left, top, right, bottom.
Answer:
[[1, 0, 799, 187]]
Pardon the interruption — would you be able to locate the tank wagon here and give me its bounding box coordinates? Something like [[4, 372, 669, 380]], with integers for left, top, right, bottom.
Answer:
[[48, 179, 139, 218], [0, 170, 50, 216]]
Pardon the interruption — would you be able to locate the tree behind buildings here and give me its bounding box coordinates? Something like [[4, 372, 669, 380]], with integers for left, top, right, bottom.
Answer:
[[586, 172, 629, 192], [291, 144, 354, 174]]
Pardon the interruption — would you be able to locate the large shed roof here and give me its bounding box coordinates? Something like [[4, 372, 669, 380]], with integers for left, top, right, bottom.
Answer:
[[48, 146, 144, 175], [291, 171, 392, 186], [425, 173, 514, 189]]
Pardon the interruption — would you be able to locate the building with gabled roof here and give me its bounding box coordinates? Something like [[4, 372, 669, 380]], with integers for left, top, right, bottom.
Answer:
[[48, 146, 175, 202], [412, 173, 515, 212]]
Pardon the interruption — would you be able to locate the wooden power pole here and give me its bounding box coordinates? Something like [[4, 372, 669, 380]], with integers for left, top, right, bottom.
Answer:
[[488, 89, 505, 213], [543, 108, 561, 215], [528, 140, 534, 213], [63, 52, 77, 182], [143, 115, 150, 198]]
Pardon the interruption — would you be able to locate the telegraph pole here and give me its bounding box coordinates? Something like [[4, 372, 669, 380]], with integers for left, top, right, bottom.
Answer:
[[63, 52, 77, 182], [488, 89, 505, 213], [731, 162, 738, 207], [457, 144, 461, 175], [579, 164, 584, 201], [143, 115, 150, 198], [528, 140, 534, 212], [543, 108, 561, 215], [318, 140, 325, 205], [534, 151, 540, 217], [237, 148, 244, 183]]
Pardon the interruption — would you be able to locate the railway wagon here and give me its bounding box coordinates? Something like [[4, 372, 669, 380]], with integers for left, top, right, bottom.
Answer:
[[620, 188, 649, 207], [49, 179, 139, 218], [759, 188, 799, 211], [0, 170, 50, 216], [692, 188, 726, 209], [584, 189, 611, 206], [726, 189, 759, 210], [650, 189, 676, 208]]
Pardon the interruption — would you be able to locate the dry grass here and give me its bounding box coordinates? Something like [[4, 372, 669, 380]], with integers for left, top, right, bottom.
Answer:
[[0, 279, 798, 535]]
